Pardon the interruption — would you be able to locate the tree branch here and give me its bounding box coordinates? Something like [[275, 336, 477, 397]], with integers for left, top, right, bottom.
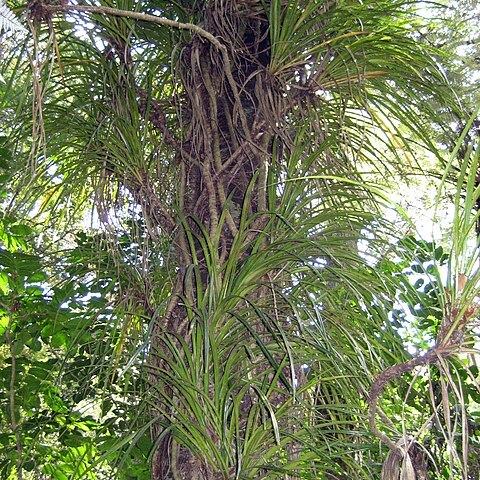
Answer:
[[367, 347, 450, 455], [44, 4, 223, 48]]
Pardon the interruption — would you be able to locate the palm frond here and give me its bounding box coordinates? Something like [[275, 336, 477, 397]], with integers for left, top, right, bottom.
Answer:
[[0, 1, 26, 34]]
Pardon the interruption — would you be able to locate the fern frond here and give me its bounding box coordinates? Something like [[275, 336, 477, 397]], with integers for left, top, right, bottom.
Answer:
[[0, 1, 26, 34]]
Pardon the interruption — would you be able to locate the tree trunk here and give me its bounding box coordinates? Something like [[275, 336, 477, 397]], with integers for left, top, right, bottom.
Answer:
[[149, 4, 283, 478]]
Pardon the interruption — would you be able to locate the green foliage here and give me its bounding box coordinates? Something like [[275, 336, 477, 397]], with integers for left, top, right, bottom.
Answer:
[[0, 207, 153, 478], [0, 0, 477, 479], [368, 117, 480, 479], [0, 1, 25, 35]]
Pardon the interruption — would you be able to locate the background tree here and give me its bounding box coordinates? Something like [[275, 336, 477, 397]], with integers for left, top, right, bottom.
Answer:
[[0, 1, 477, 479]]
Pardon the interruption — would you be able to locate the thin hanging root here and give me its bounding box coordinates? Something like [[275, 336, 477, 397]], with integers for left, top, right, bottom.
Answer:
[[199, 59, 222, 171], [26, 17, 55, 174]]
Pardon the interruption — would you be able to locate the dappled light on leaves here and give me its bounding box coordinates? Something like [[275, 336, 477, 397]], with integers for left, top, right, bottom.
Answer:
[[1, 1, 478, 479]]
